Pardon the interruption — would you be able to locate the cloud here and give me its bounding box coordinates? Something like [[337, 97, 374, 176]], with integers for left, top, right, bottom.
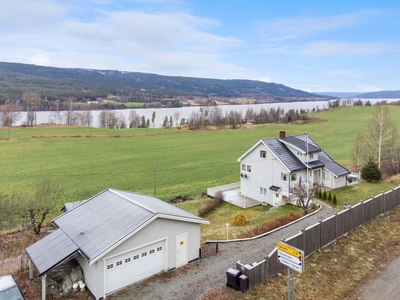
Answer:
[[328, 70, 362, 78], [255, 9, 386, 40], [0, 0, 248, 79], [300, 41, 400, 56]]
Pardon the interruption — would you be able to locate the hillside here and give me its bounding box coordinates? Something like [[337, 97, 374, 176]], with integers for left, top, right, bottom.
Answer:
[[355, 90, 400, 98], [0, 62, 331, 104]]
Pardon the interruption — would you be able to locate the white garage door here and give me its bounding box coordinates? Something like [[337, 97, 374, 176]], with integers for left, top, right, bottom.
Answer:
[[105, 239, 166, 295]]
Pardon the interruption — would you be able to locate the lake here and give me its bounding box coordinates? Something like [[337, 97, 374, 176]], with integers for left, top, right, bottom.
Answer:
[[15, 98, 399, 128]]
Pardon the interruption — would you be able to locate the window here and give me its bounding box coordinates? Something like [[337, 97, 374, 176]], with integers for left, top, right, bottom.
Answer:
[[133, 255, 139, 260], [142, 252, 147, 257], [276, 193, 279, 198], [116, 261, 122, 266], [107, 264, 113, 269], [260, 150, 266, 158], [259, 187, 267, 196], [125, 258, 131, 263], [157, 246, 163, 251], [309, 153, 314, 159], [291, 173, 297, 181], [241, 164, 251, 173], [149, 249, 155, 254], [323, 172, 329, 180], [281, 173, 288, 181]]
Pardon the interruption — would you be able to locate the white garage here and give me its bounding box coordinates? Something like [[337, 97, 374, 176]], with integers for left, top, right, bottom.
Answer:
[[26, 188, 209, 300], [105, 239, 166, 294]]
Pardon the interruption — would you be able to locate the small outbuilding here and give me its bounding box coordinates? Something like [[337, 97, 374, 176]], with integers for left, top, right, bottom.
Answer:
[[26, 188, 209, 299]]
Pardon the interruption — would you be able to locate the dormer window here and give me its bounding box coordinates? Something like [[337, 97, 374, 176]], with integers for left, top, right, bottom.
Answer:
[[309, 153, 314, 159]]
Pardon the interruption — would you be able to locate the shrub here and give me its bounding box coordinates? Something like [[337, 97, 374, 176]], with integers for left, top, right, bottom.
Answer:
[[361, 157, 382, 182], [197, 192, 224, 217], [322, 190, 327, 200], [328, 191, 332, 202], [332, 194, 337, 205], [231, 212, 249, 226]]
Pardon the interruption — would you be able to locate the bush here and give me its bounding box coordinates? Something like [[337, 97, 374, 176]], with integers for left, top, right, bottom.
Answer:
[[231, 212, 249, 226], [328, 191, 332, 202], [322, 190, 327, 200], [197, 192, 224, 217], [361, 157, 382, 182], [332, 194, 337, 205]]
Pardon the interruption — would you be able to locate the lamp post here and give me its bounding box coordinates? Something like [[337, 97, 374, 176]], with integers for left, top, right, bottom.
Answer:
[[226, 223, 229, 240]]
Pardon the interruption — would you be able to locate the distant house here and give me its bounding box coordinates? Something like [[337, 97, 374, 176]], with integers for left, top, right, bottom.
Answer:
[[26, 188, 209, 300], [237, 131, 350, 206]]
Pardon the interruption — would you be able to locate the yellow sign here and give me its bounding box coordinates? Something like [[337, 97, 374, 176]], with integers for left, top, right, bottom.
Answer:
[[277, 242, 301, 258]]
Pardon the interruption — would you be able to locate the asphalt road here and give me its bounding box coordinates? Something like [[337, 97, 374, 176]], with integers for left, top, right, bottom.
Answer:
[[356, 255, 400, 300]]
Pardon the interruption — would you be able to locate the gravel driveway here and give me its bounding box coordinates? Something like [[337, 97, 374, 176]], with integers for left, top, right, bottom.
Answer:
[[109, 203, 339, 300]]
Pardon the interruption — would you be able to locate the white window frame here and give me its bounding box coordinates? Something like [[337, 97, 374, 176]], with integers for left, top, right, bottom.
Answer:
[[260, 150, 266, 158], [281, 173, 288, 181], [291, 173, 297, 181]]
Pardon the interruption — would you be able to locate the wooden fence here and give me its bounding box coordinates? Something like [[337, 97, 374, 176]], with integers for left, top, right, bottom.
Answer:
[[236, 186, 400, 290]]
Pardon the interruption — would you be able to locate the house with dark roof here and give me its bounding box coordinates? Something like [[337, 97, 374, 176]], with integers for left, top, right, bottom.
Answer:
[[26, 188, 209, 300], [237, 131, 350, 206]]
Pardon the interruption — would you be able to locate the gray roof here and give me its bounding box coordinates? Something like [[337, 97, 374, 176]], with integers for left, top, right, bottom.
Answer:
[[25, 229, 78, 276], [263, 134, 349, 176], [264, 138, 305, 171], [26, 188, 208, 275]]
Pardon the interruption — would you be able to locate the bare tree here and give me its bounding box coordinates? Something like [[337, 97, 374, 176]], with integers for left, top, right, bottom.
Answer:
[[10, 179, 63, 235], [22, 92, 41, 126], [290, 185, 317, 215], [351, 131, 368, 172], [128, 110, 140, 128], [173, 111, 180, 127], [0, 103, 21, 127], [365, 106, 398, 169]]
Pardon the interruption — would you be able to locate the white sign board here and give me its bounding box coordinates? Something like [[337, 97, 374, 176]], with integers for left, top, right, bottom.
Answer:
[[277, 241, 304, 273]]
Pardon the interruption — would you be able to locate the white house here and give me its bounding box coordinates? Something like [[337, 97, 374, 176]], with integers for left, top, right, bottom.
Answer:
[[26, 188, 209, 300], [237, 131, 350, 206]]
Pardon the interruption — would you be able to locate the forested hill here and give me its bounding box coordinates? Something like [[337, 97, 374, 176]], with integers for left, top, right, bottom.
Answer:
[[355, 90, 400, 98], [0, 62, 331, 103]]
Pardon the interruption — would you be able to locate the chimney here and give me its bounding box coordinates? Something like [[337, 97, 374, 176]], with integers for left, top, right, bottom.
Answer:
[[279, 131, 286, 139]]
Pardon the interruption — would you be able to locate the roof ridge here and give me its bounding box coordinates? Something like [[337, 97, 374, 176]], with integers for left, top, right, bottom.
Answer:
[[108, 188, 157, 214]]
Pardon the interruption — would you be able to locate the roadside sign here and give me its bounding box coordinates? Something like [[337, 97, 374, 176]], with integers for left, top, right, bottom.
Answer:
[[277, 241, 304, 273]]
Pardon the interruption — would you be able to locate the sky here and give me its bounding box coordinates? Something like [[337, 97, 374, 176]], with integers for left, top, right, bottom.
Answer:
[[1, 0, 400, 93]]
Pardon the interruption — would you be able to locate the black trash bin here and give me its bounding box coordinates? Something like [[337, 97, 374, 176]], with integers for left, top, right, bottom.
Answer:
[[226, 267, 241, 290], [239, 274, 248, 293]]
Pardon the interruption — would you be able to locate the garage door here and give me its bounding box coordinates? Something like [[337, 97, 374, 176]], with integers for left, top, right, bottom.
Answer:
[[105, 239, 166, 295]]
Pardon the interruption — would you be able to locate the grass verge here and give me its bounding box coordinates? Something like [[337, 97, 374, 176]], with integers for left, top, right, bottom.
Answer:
[[199, 205, 400, 300]]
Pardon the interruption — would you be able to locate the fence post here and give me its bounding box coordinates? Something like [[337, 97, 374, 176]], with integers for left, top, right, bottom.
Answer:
[[360, 200, 364, 225], [264, 255, 269, 283], [383, 191, 385, 214], [348, 205, 352, 233], [335, 213, 338, 242], [319, 220, 322, 250], [302, 228, 306, 255]]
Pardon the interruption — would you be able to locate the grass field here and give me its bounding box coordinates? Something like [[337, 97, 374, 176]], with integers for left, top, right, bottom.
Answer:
[[1, 105, 400, 211]]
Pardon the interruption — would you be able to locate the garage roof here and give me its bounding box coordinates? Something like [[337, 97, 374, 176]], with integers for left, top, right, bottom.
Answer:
[[26, 188, 209, 275]]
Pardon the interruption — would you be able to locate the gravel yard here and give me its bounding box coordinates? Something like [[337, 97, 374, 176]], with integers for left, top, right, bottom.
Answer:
[[109, 203, 339, 300]]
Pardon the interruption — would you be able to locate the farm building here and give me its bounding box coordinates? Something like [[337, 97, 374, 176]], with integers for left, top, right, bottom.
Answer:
[[26, 188, 209, 299]]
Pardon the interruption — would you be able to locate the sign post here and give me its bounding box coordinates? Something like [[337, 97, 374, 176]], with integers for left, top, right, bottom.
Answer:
[[277, 241, 305, 299]]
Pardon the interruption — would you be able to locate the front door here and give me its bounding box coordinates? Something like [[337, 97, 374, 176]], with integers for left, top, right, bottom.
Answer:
[[176, 233, 188, 268]]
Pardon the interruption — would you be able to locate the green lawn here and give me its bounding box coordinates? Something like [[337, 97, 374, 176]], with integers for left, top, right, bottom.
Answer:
[[0, 105, 399, 215]]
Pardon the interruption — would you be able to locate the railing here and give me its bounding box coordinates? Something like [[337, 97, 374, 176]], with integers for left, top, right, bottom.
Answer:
[[236, 186, 400, 289]]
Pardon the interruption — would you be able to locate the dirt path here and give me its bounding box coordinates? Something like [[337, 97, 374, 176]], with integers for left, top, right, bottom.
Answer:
[[109, 203, 339, 300]]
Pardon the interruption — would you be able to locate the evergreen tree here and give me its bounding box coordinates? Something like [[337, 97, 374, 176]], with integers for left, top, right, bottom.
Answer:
[[328, 191, 332, 202], [332, 194, 337, 205], [322, 190, 327, 200], [361, 157, 382, 182]]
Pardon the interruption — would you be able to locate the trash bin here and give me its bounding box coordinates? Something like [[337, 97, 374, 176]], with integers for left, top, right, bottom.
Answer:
[[226, 267, 241, 290], [239, 274, 248, 293]]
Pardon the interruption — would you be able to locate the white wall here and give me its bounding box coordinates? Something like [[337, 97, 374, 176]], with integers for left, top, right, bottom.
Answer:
[[90, 218, 201, 299]]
